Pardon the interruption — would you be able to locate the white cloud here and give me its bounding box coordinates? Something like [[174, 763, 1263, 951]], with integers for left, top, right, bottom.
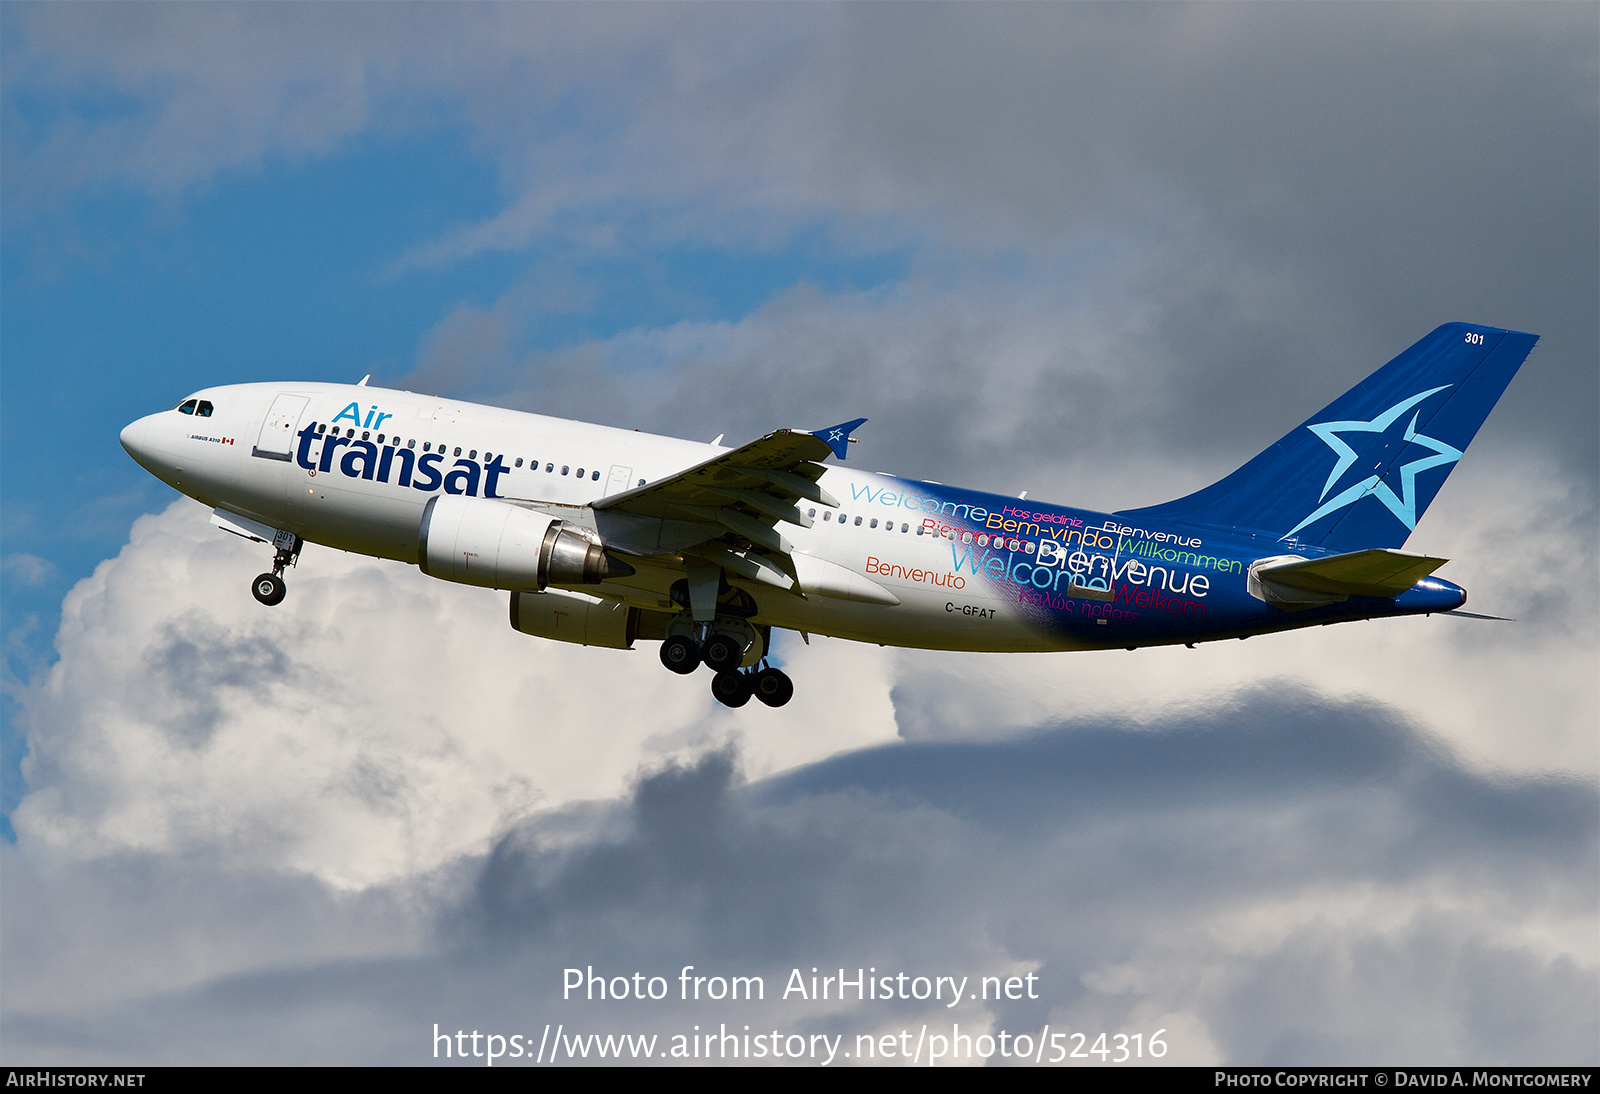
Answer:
[[2, 553, 57, 586], [12, 499, 898, 889]]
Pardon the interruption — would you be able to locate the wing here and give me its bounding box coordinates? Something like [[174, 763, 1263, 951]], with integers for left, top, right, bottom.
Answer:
[[589, 419, 877, 597]]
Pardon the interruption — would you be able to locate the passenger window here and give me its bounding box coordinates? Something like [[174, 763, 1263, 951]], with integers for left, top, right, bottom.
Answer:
[[1025, 541, 1035, 554], [637, 478, 645, 486], [961, 532, 971, 543], [561, 466, 569, 476], [576, 468, 585, 478], [361, 431, 370, 440], [423, 442, 431, 452], [469, 450, 477, 459], [377, 435, 385, 444], [808, 508, 816, 518], [591, 470, 599, 481], [870, 518, 878, 529], [195, 401, 214, 417], [515, 458, 523, 468], [900, 523, 908, 533], [854, 516, 862, 526], [346, 428, 355, 438], [916, 526, 924, 535], [546, 463, 554, 472], [317, 423, 327, 434], [454, 447, 462, 457], [823, 511, 831, 521], [177, 400, 197, 415]]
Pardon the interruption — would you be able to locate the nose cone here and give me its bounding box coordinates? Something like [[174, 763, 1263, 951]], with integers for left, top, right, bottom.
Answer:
[[120, 413, 166, 475]]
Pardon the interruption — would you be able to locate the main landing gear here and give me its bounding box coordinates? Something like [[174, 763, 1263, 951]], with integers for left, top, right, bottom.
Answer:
[[658, 631, 794, 708], [251, 531, 302, 607], [710, 664, 795, 709]]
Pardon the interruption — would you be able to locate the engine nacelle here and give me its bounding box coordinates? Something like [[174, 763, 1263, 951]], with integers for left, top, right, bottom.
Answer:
[[510, 588, 638, 649], [418, 495, 633, 590]]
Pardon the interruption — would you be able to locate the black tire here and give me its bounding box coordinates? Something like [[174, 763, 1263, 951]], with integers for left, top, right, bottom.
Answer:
[[251, 573, 287, 607], [753, 667, 794, 708], [711, 669, 753, 708], [659, 634, 701, 675], [702, 632, 744, 673]]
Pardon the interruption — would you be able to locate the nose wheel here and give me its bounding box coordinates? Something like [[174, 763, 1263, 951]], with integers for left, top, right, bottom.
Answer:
[[250, 532, 301, 607], [251, 573, 287, 606]]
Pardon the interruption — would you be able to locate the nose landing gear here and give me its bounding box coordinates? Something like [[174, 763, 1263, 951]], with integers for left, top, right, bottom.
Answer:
[[251, 573, 287, 606], [250, 531, 302, 607]]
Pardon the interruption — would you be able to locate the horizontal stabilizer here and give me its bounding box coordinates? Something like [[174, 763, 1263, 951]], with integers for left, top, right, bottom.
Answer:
[[1248, 548, 1446, 610]]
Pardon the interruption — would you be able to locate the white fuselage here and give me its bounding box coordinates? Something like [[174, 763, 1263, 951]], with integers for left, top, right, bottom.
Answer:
[[120, 382, 1073, 653]]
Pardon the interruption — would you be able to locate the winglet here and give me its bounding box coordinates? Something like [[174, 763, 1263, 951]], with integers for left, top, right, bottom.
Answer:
[[807, 418, 868, 460]]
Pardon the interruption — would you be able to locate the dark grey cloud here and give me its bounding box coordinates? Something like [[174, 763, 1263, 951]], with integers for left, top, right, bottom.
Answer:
[[407, 4, 1597, 488], [6, 689, 1593, 1064], [14, 5, 1591, 483]]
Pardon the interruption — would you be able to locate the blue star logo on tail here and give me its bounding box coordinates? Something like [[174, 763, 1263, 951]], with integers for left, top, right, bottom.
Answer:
[[810, 417, 868, 460], [1282, 385, 1462, 539]]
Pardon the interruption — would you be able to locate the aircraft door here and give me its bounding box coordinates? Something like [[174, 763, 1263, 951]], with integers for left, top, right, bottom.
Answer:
[[254, 394, 309, 461], [604, 465, 634, 496]]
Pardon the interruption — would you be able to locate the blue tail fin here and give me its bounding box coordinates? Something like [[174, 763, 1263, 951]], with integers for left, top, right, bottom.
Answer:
[[1116, 323, 1538, 550]]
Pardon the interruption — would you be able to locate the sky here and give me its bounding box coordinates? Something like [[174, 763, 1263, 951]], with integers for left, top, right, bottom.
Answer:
[[1, 2, 1596, 1066]]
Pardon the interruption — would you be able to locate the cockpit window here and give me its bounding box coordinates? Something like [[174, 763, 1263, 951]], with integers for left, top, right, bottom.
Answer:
[[195, 400, 214, 418], [177, 399, 197, 415]]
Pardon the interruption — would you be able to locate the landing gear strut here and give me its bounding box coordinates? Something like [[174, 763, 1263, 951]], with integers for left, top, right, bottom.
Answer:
[[251, 531, 301, 607]]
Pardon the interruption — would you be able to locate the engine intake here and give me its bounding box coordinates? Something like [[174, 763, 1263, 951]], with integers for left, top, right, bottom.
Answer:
[[418, 496, 634, 590]]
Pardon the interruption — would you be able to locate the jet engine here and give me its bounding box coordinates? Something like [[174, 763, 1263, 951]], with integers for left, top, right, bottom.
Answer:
[[509, 588, 638, 649], [418, 495, 634, 590]]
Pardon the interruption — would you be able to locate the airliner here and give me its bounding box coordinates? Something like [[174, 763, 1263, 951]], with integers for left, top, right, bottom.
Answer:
[[119, 323, 1535, 708]]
